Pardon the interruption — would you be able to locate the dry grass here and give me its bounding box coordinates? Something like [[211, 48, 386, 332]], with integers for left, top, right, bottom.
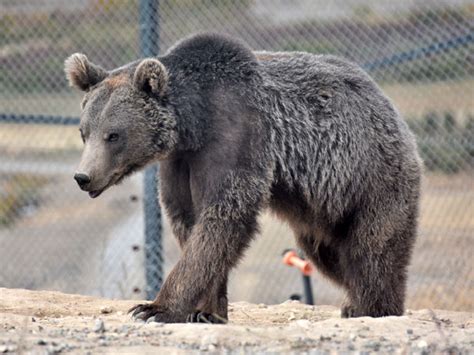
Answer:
[[0, 124, 81, 152], [383, 79, 474, 121]]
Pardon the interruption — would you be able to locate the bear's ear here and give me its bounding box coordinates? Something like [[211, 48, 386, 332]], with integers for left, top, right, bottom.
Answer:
[[133, 58, 168, 96], [64, 53, 108, 91]]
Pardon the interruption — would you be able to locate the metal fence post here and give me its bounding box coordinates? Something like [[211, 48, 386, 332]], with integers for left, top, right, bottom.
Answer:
[[139, 0, 162, 300]]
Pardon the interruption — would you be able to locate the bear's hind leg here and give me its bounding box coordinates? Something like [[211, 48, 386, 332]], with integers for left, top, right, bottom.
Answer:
[[340, 206, 417, 318]]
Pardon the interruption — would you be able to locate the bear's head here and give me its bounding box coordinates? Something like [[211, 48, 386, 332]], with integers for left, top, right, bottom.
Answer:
[[65, 53, 177, 198]]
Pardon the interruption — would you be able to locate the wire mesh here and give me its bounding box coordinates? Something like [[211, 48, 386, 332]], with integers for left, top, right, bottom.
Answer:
[[0, 0, 472, 311]]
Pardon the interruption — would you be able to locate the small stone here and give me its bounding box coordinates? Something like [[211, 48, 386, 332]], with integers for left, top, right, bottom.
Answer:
[[117, 311, 124, 316], [200, 335, 218, 351], [295, 319, 311, 328], [146, 321, 164, 328], [0, 345, 16, 353], [367, 341, 381, 350], [406, 328, 413, 335], [349, 333, 357, 341], [417, 340, 428, 349], [288, 312, 296, 321], [119, 325, 130, 333], [37, 339, 47, 346], [208, 344, 217, 351], [100, 306, 113, 314], [320, 335, 332, 341], [258, 304, 267, 308], [31, 317, 36, 322], [93, 319, 105, 333], [162, 330, 173, 335]]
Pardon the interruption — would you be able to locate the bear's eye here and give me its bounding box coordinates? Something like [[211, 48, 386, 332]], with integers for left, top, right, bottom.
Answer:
[[106, 133, 120, 142]]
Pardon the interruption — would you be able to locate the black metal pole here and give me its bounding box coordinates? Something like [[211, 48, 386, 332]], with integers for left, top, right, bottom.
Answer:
[[302, 275, 314, 305], [139, 0, 162, 301]]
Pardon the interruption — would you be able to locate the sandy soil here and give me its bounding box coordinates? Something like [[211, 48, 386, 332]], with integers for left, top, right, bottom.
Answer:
[[0, 288, 472, 354]]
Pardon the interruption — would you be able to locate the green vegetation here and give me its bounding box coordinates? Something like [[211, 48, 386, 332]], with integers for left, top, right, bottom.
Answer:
[[1, 3, 472, 94], [0, 174, 49, 227], [407, 112, 474, 174]]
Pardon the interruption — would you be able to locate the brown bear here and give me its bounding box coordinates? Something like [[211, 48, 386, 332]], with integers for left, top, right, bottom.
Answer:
[[65, 32, 421, 323]]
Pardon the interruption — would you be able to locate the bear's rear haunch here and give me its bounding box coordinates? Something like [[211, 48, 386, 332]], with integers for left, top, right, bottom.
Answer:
[[65, 32, 421, 322]]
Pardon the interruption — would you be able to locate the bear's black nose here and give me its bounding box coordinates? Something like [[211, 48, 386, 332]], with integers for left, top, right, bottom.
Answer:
[[74, 173, 91, 188]]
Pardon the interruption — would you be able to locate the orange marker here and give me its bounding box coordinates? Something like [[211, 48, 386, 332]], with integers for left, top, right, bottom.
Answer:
[[282, 250, 313, 276]]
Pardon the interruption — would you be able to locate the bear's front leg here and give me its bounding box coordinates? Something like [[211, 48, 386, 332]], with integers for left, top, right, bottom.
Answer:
[[130, 171, 266, 323]]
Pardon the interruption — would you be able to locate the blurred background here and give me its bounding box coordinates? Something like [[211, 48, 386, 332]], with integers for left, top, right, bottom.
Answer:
[[0, 0, 472, 312]]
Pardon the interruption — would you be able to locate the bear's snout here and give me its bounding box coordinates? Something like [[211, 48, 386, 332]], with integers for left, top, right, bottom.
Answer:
[[74, 173, 91, 189]]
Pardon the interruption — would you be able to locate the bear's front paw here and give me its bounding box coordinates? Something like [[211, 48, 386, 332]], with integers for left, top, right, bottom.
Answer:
[[129, 303, 184, 323], [341, 303, 362, 318]]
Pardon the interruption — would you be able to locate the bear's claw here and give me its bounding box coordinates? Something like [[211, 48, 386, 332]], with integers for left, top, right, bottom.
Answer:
[[129, 303, 167, 322], [186, 311, 227, 324]]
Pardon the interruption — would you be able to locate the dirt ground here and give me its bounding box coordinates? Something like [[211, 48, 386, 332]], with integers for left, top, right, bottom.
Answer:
[[0, 288, 472, 354]]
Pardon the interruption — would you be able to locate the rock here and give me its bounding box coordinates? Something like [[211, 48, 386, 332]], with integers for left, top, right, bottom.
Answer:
[[37, 339, 47, 345], [349, 333, 357, 341], [283, 300, 300, 305], [100, 306, 113, 314], [258, 304, 267, 309], [417, 340, 428, 349], [288, 312, 296, 321], [119, 325, 130, 333], [406, 328, 414, 335], [93, 319, 105, 333], [0, 345, 16, 353], [200, 334, 219, 351], [295, 319, 311, 328], [145, 321, 164, 328], [366, 341, 381, 351]]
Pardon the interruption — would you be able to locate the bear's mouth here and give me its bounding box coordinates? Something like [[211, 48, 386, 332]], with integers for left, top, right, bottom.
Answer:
[[87, 164, 141, 199], [88, 189, 104, 199], [87, 173, 121, 199]]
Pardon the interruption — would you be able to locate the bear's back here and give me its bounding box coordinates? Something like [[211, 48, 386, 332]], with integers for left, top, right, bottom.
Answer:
[[255, 50, 377, 99]]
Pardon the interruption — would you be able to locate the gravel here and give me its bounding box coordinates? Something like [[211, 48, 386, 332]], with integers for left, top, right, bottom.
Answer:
[[0, 288, 472, 354]]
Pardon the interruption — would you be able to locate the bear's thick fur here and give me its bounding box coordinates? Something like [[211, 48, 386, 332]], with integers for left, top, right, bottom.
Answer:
[[65, 33, 421, 323]]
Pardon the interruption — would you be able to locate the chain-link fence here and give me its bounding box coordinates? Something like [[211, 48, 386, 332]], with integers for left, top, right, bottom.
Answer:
[[0, 0, 472, 311]]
